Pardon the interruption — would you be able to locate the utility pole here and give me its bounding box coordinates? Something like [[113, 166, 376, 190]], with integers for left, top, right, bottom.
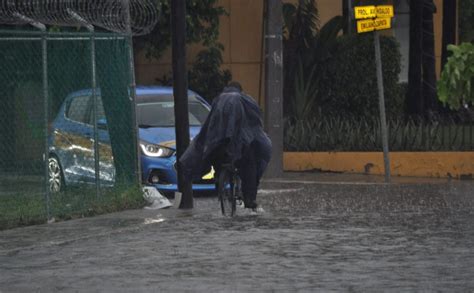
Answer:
[[171, 0, 193, 208], [264, 0, 284, 178], [343, 0, 353, 34]]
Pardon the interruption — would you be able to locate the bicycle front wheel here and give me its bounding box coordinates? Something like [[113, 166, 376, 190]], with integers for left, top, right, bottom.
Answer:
[[218, 170, 236, 217]]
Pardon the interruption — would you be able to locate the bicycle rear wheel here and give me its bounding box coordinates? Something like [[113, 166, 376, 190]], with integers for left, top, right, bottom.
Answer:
[[218, 170, 236, 216]]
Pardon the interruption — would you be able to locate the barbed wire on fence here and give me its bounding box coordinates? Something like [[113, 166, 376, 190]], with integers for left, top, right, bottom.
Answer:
[[0, 0, 159, 35]]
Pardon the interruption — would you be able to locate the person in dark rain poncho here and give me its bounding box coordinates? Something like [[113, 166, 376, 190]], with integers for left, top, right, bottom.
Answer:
[[179, 82, 272, 210]]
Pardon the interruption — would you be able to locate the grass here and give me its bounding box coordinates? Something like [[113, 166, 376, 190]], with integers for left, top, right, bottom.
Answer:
[[0, 183, 146, 231]]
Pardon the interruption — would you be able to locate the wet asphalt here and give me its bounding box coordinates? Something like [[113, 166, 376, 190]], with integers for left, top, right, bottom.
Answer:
[[1, 173, 474, 292]]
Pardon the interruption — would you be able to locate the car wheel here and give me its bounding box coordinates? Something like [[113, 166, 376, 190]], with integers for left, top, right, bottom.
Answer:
[[48, 156, 64, 193]]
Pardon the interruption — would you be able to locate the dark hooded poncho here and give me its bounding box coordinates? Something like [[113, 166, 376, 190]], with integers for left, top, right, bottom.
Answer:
[[179, 86, 272, 180]]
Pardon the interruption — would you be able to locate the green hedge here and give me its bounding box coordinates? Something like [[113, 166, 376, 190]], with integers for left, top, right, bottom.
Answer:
[[284, 115, 474, 152], [315, 33, 403, 119]]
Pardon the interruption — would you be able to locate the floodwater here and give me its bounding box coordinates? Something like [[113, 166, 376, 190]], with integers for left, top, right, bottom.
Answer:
[[1, 179, 474, 292]]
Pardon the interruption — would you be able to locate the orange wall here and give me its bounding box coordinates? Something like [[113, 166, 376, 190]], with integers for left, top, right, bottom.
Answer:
[[134, 0, 445, 102], [135, 0, 342, 104], [284, 152, 474, 179], [434, 0, 443, 78]]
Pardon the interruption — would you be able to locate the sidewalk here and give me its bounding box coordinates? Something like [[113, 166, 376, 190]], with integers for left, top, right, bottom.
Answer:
[[1, 172, 473, 292]]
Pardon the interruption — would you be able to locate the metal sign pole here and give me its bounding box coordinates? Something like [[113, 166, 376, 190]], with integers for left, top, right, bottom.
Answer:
[[355, 3, 393, 183], [374, 30, 391, 183]]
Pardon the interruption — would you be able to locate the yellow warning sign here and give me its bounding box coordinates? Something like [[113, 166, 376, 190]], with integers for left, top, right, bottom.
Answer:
[[376, 5, 394, 18], [357, 18, 392, 33], [355, 5, 394, 33], [354, 6, 376, 19], [357, 19, 376, 33], [374, 17, 392, 31]]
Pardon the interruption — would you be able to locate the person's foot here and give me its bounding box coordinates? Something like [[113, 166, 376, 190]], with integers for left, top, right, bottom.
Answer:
[[250, 206, 265, 214], [244, 200, 258, 209]]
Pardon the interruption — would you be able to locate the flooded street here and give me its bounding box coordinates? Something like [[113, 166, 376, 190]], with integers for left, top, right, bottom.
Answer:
[[1, 177, 474, 292]]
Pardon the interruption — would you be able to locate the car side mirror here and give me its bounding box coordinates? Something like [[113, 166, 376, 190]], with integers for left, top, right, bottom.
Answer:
[[97, 118, 108, 130]]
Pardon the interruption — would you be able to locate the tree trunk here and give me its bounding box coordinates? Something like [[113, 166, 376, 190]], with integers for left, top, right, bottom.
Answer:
[[441, 0, 457, 67], [97, 40, 138, 185], [406, 0, 424, 116], [422, 0, 438, 113]]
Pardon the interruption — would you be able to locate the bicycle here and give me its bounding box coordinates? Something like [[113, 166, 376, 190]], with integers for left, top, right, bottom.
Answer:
[[216, 162, 242, 217]]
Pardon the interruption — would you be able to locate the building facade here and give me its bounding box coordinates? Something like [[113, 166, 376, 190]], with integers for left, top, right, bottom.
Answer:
[[135, 0, 453, 104]]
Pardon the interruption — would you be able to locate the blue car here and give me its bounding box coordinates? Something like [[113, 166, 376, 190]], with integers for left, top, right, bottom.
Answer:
[[48, 86, 215, 194]]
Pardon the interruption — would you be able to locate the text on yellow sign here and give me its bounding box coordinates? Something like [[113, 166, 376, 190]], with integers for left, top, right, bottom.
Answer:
[[357, 18, 392, 33], [354, 6, 376, 19], [354, 5, 394, 20]]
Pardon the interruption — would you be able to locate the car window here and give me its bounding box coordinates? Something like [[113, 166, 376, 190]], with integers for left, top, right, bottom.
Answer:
[[137, 94, 201, 104], [67, 95, 91, 124], [188, 102, 210, 124], [137, 99, 209, 127], [88, 96, 106, 124]]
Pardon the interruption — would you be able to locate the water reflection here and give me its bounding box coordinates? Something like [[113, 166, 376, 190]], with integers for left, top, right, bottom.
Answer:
[[157, 182, 474, 291], [1, 181, 473, 291]]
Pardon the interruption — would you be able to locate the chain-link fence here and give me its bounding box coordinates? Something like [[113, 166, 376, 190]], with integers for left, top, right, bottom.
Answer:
[[0, 29, 143, 229]]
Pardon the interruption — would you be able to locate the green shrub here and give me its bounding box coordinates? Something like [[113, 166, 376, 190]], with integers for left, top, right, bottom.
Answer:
[[284, 115, 474, 152], [438, 43, 474, 110], [188, 46, 232, 102], [156, 46, 232, 102], [315, 34, 403, 119]]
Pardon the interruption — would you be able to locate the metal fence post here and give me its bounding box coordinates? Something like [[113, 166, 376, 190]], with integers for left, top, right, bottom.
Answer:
[[15, 13, 53, 221], [42, 29, 53, 221], [122, 0, 142, 185], [90, 30, 101, 197]]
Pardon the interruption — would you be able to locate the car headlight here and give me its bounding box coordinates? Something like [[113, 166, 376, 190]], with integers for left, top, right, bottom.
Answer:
[[140, 141, 174, 158]]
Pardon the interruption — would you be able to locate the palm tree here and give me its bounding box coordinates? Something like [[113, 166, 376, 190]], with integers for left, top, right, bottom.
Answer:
[[282, 0, 343, 120], [282, 0, 319, 119]]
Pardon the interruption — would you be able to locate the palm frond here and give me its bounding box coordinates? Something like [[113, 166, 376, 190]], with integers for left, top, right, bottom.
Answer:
[[282, 3, 297, 40], [292, 0, 319, 47]]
